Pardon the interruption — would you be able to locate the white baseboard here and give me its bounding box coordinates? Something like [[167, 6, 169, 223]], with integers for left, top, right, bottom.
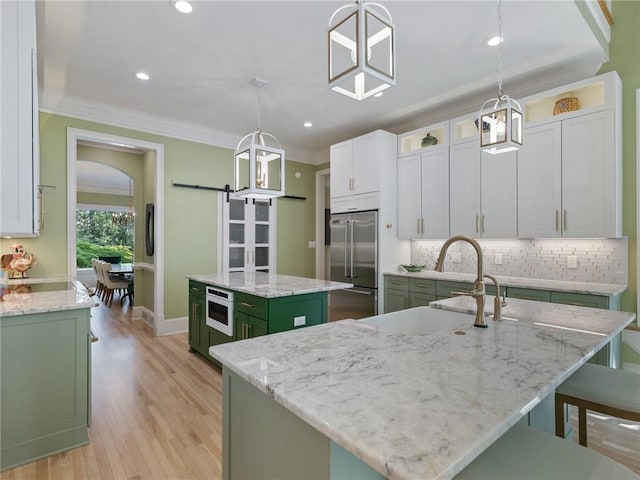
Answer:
[[132, 306, 187, 336], [160, 316, 188, 336]]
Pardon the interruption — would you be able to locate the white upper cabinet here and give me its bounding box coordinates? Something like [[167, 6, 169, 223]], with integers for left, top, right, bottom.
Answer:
[[480, 150, 517, 238], [449, 142, 481, 237], [449, 141, 517, 238], [397, 146, 449, 239], [562, 110, 618, 238], [518, 122, 562, 238], [517, 71, 622, 238], [1, 0, 40, 237], [409, 71, 621, 240], [330, 130, 396, 213]]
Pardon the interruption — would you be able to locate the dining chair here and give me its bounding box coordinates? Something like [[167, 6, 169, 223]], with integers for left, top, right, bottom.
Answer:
[[97, 262, 130, 307], [91, 259, 103, 298]]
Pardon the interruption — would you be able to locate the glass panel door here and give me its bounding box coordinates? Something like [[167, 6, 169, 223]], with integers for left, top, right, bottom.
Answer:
[[221, 195, 276, 274]]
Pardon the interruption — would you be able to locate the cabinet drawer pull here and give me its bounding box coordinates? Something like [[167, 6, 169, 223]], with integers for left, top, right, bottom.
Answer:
[[555, 209, 559, 232], [563, 209, 567, 232], [240, 302, 254, 308], [481, 215, 485, 233], [421, 218, 425, 235], [475, 215, 479, 233], [417, 218, 420, 235]]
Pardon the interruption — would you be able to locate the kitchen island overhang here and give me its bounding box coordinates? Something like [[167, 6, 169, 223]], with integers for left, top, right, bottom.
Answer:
[[211, 299, 635, 479]]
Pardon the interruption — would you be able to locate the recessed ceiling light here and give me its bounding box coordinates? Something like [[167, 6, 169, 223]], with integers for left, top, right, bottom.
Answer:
[[487, 36, 503, 47], [173, 1, 193, 14], [373, 92, 384, 98], [304, 122, 313, 128], [136, 72, 150, 80]]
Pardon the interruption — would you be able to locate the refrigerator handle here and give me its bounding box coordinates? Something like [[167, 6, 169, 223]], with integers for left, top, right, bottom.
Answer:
[[344, 222, 350, 278], [350, 220, 355, 278]]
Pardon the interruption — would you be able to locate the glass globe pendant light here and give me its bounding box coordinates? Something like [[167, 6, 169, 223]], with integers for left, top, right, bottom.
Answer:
[[479, 0, 523, 155], [328, 1, 395, 101], [233, 79, 285, 199]]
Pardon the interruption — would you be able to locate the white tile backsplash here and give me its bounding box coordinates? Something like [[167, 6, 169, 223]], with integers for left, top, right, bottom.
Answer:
[[411, 238, 627, 285]]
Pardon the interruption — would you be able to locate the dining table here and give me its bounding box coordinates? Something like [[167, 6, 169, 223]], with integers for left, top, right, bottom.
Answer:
[[108, 263, 133, 276]]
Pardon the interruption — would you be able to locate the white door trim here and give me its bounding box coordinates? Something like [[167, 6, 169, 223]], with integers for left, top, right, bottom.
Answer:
[[66, 127, 166, 334], [315, 168, 330, 279], [636, 88, 640, 327]]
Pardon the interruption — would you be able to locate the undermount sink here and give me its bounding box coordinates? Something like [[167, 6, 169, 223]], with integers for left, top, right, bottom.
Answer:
[[360, 306, 474, 335]]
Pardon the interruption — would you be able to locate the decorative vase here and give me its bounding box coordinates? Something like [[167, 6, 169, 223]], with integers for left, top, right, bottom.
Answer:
[[421, 133, 438, 147]]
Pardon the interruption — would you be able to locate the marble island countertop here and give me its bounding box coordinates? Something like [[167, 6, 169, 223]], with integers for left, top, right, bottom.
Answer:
[[385, 269, 626, 297], [210, 301, 635, 479], [0, 280, 97, 317], [186, 271, 353, 298]]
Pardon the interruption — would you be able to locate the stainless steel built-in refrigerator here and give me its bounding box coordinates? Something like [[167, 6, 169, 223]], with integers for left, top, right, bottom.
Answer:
[[329, 210, 378, 321]]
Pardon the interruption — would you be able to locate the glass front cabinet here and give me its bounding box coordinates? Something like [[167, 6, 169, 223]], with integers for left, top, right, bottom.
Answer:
[[221, 196, 276, 274]]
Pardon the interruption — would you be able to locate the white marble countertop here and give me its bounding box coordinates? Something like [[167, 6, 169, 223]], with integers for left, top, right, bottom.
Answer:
[[210, 301, 635, 480], [186, 272, 353, 298], [385, 269, 626, 297], [0, 280, 97, 317]]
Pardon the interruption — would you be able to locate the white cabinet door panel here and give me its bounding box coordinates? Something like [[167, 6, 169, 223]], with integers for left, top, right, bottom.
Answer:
[[329, 140, 353, 199], [449, 143, 481, 237], [421, 148, 450, 238], [517, 122, 562, 238], [562, 110, 616, 238], [480, 150, 517, 238], [397, 154, 422, 239], [1, 0, 38, 237], [352, 132, 381, 195]]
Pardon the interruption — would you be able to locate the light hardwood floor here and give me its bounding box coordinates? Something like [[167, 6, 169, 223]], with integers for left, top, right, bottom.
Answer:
[[1, 301, 222, 480], [1, 302, 639, 479]]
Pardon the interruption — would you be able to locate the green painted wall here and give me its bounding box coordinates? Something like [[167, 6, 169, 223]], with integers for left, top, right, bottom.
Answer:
[[0, 112, 318, 322], [598, 0, 640, 318], [77, 191, 129, 207]]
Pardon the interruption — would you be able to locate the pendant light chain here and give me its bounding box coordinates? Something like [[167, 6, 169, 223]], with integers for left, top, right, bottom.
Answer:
[[497, 0, 504, 98], [256, 83, 262, 134]]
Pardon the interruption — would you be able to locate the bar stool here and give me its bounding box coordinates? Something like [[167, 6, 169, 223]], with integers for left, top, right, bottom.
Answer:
[[555, 362, 640, 446], [456, 424, 639, 479]]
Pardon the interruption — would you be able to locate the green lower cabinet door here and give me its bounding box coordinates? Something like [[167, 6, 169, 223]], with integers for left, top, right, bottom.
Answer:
[[436, 281, 472, 299], [550, 291, 609, 309], [248, 317, 267, 338], [234, 311, 267, 340], [410, 292, 436, 308], [506, 287, 551, 302], [384, 288, 409, 313]]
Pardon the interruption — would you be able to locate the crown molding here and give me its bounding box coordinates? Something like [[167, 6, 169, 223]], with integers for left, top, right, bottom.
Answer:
[[39, 91, 322, 165]]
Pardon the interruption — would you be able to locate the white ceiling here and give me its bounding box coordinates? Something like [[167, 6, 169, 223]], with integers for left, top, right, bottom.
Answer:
[[37, 1, 607, 164]]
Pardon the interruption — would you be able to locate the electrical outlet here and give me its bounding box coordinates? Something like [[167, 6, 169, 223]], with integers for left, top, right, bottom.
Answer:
[[294, 316, 306, 327], [567, 255, 578, 269], [494, 253, 502, 265], [451, 252, 462, 263], [308, 241, 316, 248]]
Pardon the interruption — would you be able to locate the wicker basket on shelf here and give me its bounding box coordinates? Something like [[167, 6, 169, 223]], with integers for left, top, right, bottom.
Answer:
[[553, 97, 579, 115]]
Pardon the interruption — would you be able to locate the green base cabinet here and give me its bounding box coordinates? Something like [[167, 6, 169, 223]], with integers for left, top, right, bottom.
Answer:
[[222, 368, 383, 480], [1, 308, 91, 471], [234, 291, 327, 340], [190, 284, 329, 367]]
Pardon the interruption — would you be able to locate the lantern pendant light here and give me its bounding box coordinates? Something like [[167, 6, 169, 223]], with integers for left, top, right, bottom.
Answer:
[[479, 0, 523, 155], [233, 79, 285, 200], [328, 1, 395, 101]]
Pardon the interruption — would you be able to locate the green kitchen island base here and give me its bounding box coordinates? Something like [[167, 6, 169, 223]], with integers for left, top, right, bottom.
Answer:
[[222, 368, 384, 480]]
